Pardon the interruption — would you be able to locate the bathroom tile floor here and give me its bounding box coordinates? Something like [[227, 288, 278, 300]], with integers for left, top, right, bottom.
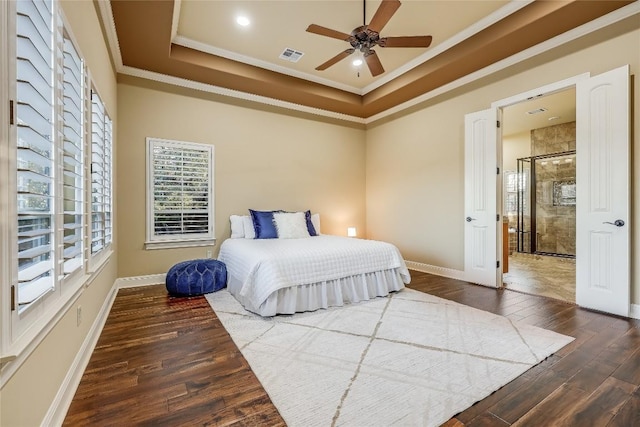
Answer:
[[503, 252, 575, 303]]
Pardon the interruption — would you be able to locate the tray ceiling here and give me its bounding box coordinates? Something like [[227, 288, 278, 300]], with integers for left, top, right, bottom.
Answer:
[[108, 0, 636, 120]]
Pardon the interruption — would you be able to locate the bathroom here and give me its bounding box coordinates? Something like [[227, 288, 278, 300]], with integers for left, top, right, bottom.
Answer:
[[502, 89, 576, 302]]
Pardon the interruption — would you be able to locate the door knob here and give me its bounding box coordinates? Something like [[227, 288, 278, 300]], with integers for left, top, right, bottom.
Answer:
[[603, 219, 625, 227], [466, 217, 476, 222]]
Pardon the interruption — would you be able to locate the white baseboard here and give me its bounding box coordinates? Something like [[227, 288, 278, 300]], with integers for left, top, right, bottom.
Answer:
[[629, 304, 640, 320], [115, 273, 166, 289], [42, 284, 120, 427], [404, 261, 640, 320], [404, 261, 465, 281]]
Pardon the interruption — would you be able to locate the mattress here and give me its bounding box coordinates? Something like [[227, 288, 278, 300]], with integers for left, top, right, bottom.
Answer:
[[218, 235, 411, 316]]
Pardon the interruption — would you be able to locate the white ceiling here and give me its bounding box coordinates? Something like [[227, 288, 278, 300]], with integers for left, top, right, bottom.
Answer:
[[502, 88, 577, 137], [175, 0, 511, 92]]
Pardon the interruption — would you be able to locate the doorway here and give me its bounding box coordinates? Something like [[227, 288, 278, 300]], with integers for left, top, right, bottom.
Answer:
[[464, 66, 630, 317], [501, 89, 576, 303]]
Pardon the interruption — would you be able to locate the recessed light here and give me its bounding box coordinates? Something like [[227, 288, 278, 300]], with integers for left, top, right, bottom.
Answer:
[[352, 58, 363, 67], [236, 16, 250, 26], [548, 116, 561, 121]]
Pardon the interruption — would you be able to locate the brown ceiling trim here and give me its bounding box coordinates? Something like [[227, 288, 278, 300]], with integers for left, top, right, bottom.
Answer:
[[361, 0, 634, 116], [111, 0, 365, 117], [110, 0, 634, 119], [169, 44, 365, 117]]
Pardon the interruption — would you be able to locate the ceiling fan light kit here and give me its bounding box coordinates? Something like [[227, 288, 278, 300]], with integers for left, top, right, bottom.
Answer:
[[306, 0, 432, 77]]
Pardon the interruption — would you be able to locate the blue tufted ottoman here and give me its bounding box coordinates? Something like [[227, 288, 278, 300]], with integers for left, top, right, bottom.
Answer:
[[166, 259, 227, 296]]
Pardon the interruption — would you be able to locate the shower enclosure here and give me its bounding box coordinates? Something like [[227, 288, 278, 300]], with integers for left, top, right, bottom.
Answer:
[[513, 150, 576, 258]]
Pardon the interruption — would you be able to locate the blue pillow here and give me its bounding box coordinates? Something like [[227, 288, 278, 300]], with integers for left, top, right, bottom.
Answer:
[[249, 209, 279, 239], [305, 210, 317, 236]]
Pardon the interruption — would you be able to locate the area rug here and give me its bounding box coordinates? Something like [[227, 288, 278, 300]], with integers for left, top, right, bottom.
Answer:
[[205, 288, 573, 426]]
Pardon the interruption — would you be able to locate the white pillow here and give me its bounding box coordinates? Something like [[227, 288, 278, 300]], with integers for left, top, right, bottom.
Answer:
[[243, 215, 256, 239], [311, 213, 321, 235], [230, 215, 245, 238], [273, 212, 310, 239]]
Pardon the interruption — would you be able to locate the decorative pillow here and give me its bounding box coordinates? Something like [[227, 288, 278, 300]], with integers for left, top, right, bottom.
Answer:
[[311, 213, 321, 234], [274, 212, 311, 239], [230, 215, 245, 238], [242, 215, 256, 239], [304, 210, 317, 236], [249, 209, 279, 239]]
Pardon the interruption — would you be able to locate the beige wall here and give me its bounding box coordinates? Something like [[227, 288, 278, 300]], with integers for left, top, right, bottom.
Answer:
[[366, 21, 640, 303], [116, 79, 366, 277], [503, 131, 530, 172], [0, 2, 118, 426]]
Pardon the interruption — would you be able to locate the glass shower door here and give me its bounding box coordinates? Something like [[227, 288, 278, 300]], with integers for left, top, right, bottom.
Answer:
[[534, 153, 576, 257]]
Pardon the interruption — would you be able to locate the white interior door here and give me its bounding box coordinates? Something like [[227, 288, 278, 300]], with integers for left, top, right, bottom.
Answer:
[[576, 65, 630, 317], [464, 108, 499, 287]]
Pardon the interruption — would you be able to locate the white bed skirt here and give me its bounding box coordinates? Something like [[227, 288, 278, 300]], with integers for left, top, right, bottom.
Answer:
[[228, 268, 406, 317]]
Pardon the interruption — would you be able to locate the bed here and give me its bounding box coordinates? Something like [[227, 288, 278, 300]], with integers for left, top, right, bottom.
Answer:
[[218, 235, 410, 316]]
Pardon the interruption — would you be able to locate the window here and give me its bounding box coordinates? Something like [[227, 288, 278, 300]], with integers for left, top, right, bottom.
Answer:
[[61, 30, 84, 278], [90, 91, 112, 256], [146, 138, 215, 249], [16, 0, 56, 308], [2, 0, 113, 364]]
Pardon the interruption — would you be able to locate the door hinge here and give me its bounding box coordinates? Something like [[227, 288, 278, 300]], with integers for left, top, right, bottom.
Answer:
[[497, 261, 500, 268], [497, 166, 500, 175], [497, 120, 501, 128], [10, 285, 16, 311], [497, 214, 500, 221], [9, 100, 14, 125]]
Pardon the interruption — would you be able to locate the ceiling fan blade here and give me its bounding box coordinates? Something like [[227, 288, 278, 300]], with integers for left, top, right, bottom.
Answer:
[[379, 35, 432, 48], [306, 24, 352, 41], [364, 50, 384, 76], [367, 0, 401, 34], [316, 49, 356, 71]]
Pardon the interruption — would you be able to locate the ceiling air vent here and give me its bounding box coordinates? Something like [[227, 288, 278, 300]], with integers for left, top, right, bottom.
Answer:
[[527, 107, 548, 115], [279, 48, 304, 63]]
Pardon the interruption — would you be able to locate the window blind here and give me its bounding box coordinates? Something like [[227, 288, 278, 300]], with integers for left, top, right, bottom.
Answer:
[[61, 32, 83, 276], [16, 0, 55, 306], [90, 91, 111, 255], [149, 140, 212, 239], [104, 114, 112, 247]]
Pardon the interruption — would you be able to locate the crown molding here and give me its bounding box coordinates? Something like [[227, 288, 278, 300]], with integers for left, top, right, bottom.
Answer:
[[366, 1, 640, 124], [361, 0, 534, 94], [170, 0, 181, 41], [96, 0, 123, 71], [169, 1, 534, 97], [99, 0, 640, 125], [172, 35, 364, 95], [119, 65, 366, 124]]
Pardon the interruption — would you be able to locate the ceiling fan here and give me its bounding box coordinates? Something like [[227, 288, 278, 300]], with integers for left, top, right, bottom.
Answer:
[[306, 0, 432, 77]]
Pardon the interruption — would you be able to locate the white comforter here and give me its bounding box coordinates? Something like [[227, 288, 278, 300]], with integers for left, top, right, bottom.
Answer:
[[218, 235, 411, 310]]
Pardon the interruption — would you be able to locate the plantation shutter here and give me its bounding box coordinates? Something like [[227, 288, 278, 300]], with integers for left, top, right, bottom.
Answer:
[[104, 114, 113, 246], [90, 91, 111, 254], [16, 0, 55, 305], [149, 139, 213, 240], [61, 32, 83, 276]]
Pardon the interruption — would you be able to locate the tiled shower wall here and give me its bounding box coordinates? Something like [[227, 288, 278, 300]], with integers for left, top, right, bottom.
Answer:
[[531, 121, 576, 256]]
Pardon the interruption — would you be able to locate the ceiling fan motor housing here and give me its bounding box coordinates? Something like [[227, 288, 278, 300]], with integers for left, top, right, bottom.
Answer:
[[350, 26, 380, 53]]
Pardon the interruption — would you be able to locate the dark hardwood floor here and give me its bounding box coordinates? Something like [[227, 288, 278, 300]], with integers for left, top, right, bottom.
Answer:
[[64, 271, 640, 426]]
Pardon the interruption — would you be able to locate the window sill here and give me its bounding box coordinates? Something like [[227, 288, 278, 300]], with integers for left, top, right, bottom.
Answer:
[[144, 238, 216, 250], [1, 251, 113, 386]]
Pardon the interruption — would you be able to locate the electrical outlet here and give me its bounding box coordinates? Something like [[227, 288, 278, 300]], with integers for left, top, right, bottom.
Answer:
[[77, 306, 82, 326], [206, 250, 212, 258]]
